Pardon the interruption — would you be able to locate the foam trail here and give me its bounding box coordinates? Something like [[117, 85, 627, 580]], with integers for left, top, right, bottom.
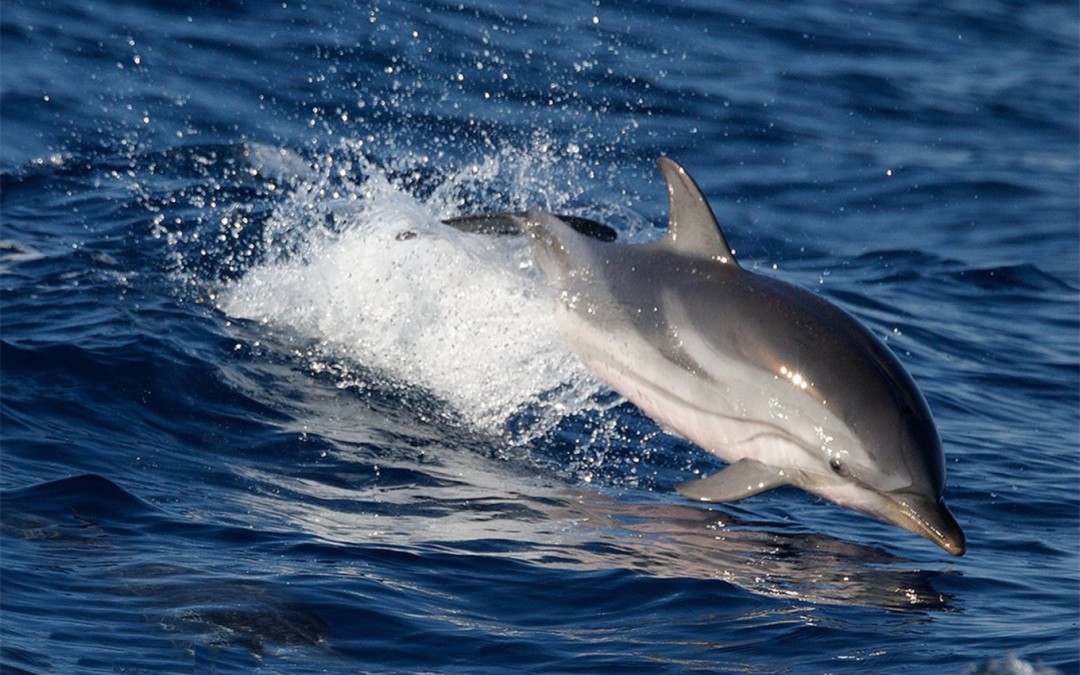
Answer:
[[218, 157, 602, 434]]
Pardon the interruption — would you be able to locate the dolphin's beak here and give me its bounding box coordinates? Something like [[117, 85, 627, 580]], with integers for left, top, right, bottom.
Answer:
[[873, 492, 966, 556]]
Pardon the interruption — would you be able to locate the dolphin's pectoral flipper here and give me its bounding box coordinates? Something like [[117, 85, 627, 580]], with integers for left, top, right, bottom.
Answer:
[[676, 458, 788, 502], [442, 212, 617, 242]]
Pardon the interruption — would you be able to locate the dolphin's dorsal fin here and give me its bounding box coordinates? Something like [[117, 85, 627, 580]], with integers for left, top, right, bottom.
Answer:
[[676, 458, 787, 502], [657, 157, 738, 266]]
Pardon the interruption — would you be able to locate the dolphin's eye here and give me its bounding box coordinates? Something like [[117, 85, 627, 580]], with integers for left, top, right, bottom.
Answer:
[[900, 403, 915, 416], [829, 457, 848, 476]]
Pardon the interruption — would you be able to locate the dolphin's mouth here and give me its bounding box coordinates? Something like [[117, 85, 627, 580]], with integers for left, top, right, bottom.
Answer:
[[811, 472, 965, 556], [867, 492, 966, 556]]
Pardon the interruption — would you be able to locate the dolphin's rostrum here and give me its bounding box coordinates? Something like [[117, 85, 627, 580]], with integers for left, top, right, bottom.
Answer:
[[449, 158, 965, 556]]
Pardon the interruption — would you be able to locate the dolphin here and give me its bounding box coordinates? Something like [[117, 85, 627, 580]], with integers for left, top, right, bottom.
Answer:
[[472, 157, 964, 556]]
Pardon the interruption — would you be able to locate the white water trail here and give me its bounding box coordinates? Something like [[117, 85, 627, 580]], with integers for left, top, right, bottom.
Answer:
[[218, 143, 607, 434]]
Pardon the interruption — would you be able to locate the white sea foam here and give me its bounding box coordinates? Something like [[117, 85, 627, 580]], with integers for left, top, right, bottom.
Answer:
[[958, 654, 1063, 675], [218, 144, 606, 434]]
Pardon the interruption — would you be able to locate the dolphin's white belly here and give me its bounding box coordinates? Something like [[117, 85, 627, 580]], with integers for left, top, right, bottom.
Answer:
[[555, 303, 826, 473]]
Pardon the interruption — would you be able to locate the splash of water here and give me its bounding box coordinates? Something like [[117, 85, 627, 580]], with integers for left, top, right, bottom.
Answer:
[[217, 139, 612, 435]]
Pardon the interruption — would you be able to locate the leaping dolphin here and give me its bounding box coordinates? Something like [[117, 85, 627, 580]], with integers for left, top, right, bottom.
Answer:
[[445, 158, 965, 556]]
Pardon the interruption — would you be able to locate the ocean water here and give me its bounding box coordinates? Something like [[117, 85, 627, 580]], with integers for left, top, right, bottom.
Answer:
[[2, 0, 1078, 672]]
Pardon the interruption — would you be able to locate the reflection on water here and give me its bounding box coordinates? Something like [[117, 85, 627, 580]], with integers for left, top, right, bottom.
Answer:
[[209, 327, 959, 616], [553, 497, 954, 612], [237, 461, 955, 614]]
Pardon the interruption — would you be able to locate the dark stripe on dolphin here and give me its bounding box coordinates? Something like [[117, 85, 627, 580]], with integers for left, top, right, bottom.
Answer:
[[442, 212, 618, 242]]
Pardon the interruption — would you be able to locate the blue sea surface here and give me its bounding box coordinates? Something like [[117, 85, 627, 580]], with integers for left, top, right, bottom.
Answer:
[[2, 1, 1078, 673]]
